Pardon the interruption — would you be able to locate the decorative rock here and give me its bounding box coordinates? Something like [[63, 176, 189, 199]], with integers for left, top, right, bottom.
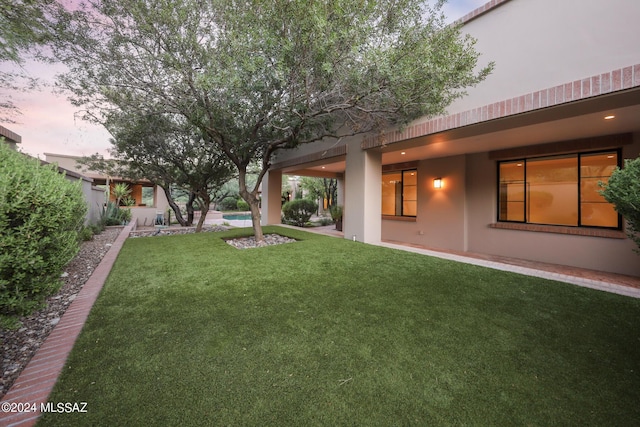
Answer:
[[129, 225, 229, 238], [0, 226, 121, 399], [225, 234, 297, 249]]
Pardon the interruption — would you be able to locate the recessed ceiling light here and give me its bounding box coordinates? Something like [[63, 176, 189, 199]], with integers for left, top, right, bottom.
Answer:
[[401, 151, 406, 155], [604, 115, 615, 120], [321, 166, 325, 169]]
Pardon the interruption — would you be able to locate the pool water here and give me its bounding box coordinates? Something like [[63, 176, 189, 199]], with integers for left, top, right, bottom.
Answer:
[[222, 214, 252, 221]]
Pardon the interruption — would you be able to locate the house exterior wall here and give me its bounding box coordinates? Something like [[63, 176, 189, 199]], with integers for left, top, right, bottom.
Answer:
[[0, 125, 21, 150], [265, 0, 640, 277], [445, 0, 640, 115], [62, 170, 105, 226], [381, 135, 640, 277], [381, 155, 467, 251], [44, 153, 168, 211], [465, 137, 640, 277]]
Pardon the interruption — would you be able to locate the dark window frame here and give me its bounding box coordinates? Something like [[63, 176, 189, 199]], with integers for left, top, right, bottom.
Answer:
[[382, 168, 418, 218], [496, 149, 622, 230]]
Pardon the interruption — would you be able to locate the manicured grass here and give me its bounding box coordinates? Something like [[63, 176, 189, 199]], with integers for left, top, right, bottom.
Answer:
[[40, 227, 640, 426]]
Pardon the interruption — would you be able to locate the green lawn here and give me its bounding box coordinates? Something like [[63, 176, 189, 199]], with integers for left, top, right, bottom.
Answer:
[[40, 227, 640, 426]]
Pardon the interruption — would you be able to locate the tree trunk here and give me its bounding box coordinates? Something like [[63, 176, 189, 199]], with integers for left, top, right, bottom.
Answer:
[[195, 199, 209, 232], [186, 192, 196, 226], [248, 197, 263, 240], [162, 185, 188, 226], [238, 167, 264, 242]]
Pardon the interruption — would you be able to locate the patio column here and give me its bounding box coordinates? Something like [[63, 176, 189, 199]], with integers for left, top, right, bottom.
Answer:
[[344, 138, 381, 244], [261, 169, 282, 226], [336, 176, 345, 208]]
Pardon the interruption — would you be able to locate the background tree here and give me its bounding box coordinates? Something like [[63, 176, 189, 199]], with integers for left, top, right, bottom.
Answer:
[[0, 0, 67, 121], [53, 0, 493, 242], [106, 112, 235, 232], [600, 156, 640, 253], [299, 176, 338, 212]]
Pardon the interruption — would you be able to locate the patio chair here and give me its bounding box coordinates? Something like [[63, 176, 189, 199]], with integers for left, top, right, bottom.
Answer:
[[155, 211, 166, 226]]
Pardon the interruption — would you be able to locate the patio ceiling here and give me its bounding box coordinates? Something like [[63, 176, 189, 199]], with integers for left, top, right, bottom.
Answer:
[[281, 87, 640, 176]]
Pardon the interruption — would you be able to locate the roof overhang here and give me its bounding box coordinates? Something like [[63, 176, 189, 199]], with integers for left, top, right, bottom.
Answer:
[[277, 86, 640, 176]]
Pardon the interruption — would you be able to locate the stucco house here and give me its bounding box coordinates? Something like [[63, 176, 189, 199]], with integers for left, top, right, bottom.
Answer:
[[262, 0, 640, 277], [44, 153, 170, 226]]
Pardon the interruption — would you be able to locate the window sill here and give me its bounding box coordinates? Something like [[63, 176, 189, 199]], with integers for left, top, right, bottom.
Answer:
[[382, 215, 417, 222], [489, 222, 625, 239]]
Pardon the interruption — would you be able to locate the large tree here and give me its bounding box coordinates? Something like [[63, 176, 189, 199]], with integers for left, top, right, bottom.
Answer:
[[54, 0, 492, 241]]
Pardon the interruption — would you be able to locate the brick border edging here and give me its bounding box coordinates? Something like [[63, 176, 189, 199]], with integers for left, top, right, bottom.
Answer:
[[0, 222, 135, 427]]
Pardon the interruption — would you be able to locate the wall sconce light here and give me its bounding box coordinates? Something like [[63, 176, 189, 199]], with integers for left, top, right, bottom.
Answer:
[[433, 177, 443, 189]]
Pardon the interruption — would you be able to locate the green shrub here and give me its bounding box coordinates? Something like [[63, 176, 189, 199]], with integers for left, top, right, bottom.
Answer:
[[0, 144, 87, 321], [100, 201, 130, 225], [79, 226, 94, 241], [119, 207, 132, 224], [316, 217, 333, 226], [237, 199, 250, 211], [218, 196, 239, 211], [282, 199, 318, 227], [91, 222, 106, 234], [600, 156, 640, 252], [329, 205, 343, 222]]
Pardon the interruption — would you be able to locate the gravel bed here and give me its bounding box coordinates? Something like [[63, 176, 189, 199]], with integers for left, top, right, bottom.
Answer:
[[129, 225, 229, 238], [0, 227, 122, 399], [224, 233, 297, 249]]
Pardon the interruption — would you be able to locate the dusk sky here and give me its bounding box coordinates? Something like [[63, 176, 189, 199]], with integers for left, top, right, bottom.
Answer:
[[1, 0, 489, 159]]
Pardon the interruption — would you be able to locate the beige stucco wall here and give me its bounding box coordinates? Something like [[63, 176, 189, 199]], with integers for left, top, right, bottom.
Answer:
[[382, 134, 640, 277], [445, 0, 640, 115], [344, 138, 382, 243], [45, 153, 95, 177], [382, 140, 640, 276], [63, 172, 105, 225], [381, 155, 468, 250], [465, 141, 640, 277]]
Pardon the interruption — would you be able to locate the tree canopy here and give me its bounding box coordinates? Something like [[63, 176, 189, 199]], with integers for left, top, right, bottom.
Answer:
[[54, 0, 493, 240], [106, 112, 236, 231], [0, 0, 67, 121]]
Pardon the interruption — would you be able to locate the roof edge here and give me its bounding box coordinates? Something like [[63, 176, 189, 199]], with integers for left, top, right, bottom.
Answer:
[[0, 125, 22, 144], [453, 0, 512, 26]]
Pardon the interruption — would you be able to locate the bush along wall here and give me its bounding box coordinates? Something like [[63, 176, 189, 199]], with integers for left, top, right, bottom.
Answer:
[[282, 199, 318, 227], [0, 143, 87, 325]]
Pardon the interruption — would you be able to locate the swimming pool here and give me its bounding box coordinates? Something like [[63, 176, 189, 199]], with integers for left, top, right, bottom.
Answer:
[[222, 213, 252, 221]]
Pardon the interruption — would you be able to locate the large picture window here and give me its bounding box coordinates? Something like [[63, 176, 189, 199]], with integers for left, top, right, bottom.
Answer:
[[498, 151, 619, 228], [382, 169, 417, 217]]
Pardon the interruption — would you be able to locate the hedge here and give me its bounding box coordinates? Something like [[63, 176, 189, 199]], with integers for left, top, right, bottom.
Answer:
[[0, 143, 87, 322]]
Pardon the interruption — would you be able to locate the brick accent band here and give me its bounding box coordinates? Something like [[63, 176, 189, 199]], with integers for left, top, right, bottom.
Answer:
[[361, 63, 640, 150], [453, 0, 512, 26]]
